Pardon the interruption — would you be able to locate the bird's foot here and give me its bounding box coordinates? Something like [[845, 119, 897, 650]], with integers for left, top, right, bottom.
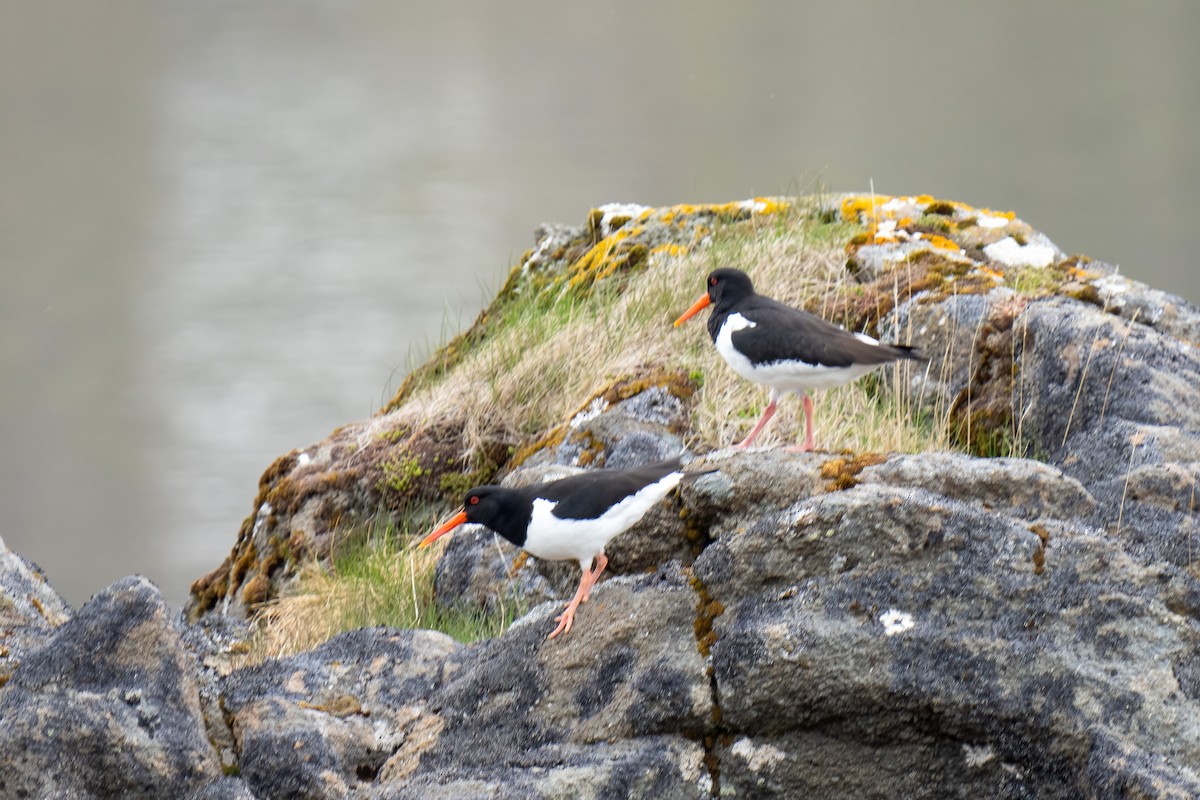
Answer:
[[547, 607, 576, 639]]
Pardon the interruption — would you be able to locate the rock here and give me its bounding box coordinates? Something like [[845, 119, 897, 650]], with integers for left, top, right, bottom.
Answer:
[[1010, 296, 1200, 572], [885, 290, 1003, 419], [857, 451, 1095, 521], [383, 565, 714, 796], [522, 382, 691, 471], [0, 533, 71, 685], [693, 481, 1200, 797], [1084, 266, 1200, 345], [0, 575, 221, 799], [220, 628, 460, 800], [370, 737, 709, 800], [190, 777, 261, 800]]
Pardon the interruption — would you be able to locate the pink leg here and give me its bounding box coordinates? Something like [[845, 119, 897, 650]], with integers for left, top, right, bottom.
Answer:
[[548, 553, 607, 639], [786, 394, 817, 452], [579, 552, 608, 604], [735, 396, 778, 449]]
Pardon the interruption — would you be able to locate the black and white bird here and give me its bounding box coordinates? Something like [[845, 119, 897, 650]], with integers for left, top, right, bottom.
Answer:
[[674, 267, 924, 451], [419, 457, 710, 639]]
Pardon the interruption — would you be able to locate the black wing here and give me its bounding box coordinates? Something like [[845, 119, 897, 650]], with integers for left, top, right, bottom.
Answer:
[[733, 298, 922, 368], [533, 458, 683, 521]]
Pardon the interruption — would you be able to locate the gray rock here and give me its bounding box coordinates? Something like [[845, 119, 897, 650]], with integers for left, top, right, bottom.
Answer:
[[693, 481, 1200, 797], [189, 777, 260, 800], [523, 384, 690, 471], [389, 566, 713, 795], [0, 575, 221, 799], [220, 628, 460, 800], [858, 451, 1095, 521], [884, 290, 1004, 419], [0, 533, 71, 684], [367, 736, 709, 800], [1084, 266, 1200, 345], [1017, 297, 1200, 461], [1010, 297, 1200, 574]]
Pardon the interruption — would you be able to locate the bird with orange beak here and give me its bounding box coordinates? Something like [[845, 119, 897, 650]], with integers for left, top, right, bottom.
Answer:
[[420, 457, 708, 639], [675, 267, 924, 451]]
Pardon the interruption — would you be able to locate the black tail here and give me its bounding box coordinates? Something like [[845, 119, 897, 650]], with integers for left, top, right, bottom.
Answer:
[[680, 465, 719, 481], [891, 344, 926, 362]]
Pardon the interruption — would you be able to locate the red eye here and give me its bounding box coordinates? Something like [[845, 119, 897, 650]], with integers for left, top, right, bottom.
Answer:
[[469, 496, 479, 505], [709, 276, 717, 286]]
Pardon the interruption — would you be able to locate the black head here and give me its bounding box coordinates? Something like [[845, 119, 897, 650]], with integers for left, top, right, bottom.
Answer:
[[705, 268, 756, 312], [419, 484, 532, 549], [459, 485, 509, 527]]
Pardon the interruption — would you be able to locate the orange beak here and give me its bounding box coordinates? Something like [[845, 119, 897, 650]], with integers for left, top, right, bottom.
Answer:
[[673, 293, 711, 327], [419, 509, 468, 547]]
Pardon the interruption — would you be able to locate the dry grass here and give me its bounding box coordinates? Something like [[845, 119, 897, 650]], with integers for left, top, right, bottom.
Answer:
[[389, 201, 950, 457], [242, 520, 523, 662]]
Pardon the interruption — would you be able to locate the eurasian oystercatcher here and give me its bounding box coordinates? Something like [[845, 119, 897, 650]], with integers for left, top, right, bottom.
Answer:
[[420, 457, 710, 639], [674, 267, 924, 451]]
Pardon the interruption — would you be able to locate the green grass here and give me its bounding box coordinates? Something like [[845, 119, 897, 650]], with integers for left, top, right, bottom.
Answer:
[[245, 515, 525, 661]]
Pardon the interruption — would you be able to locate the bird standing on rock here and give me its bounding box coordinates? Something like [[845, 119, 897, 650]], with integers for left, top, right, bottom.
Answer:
[[420, 457, 710, 639], [674, 267, 924, 452]]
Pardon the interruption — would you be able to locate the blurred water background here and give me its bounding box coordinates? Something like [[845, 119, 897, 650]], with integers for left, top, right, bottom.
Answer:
[[2, 1, 1198, 607]]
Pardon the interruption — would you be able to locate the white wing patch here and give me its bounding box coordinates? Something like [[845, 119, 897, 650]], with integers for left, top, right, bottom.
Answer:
[[524, 471, 683, 568], [715, 312, 886, 392]]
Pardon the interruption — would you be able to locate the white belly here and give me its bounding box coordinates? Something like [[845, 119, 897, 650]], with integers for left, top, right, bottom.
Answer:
[[524, 472, 682, 568], [716, 314, 884, 392]]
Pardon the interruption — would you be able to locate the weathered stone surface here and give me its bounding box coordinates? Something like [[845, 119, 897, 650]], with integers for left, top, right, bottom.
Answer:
[[885, 290, 1003, 418], [693, 482, 1200, 797], [0, 575, 221, 799], [368, 736, 708, 800], [1010, 296, 1200, 577], [384, 566, 713, 796], [0, 533, 71, 685], [190, 777, 261, 800], [524, 383, 691, 470], [858, 451, 1095, 521], [220, 628, 460, 800]]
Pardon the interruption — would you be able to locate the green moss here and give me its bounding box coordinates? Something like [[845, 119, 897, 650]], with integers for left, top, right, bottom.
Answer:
[[924, 201, 957, 216], [1006, 264, 1061, 297], [378, 454, 427, 494], [375, 427, 407, 443], [438, 455, 501, 498], [913, 214, 953, 234]]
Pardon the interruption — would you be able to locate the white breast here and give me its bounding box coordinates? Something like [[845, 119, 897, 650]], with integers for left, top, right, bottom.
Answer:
[[715, 313, 886, 392], [523, 471, 683, 569]]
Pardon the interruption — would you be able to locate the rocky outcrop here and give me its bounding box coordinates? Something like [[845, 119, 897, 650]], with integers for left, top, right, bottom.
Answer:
[[0, 537, 70, 687], [0, 571, 221, 799], [2, 195, 1199, 797]]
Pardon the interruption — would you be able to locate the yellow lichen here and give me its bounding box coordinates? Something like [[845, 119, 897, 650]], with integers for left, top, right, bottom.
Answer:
[[508, 551, 529, 577], [819, 452, 889, 491], [926, 234, 961, 251]]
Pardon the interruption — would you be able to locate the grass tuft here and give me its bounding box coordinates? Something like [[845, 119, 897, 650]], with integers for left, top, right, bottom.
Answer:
[[241, 516, 524, 662]]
